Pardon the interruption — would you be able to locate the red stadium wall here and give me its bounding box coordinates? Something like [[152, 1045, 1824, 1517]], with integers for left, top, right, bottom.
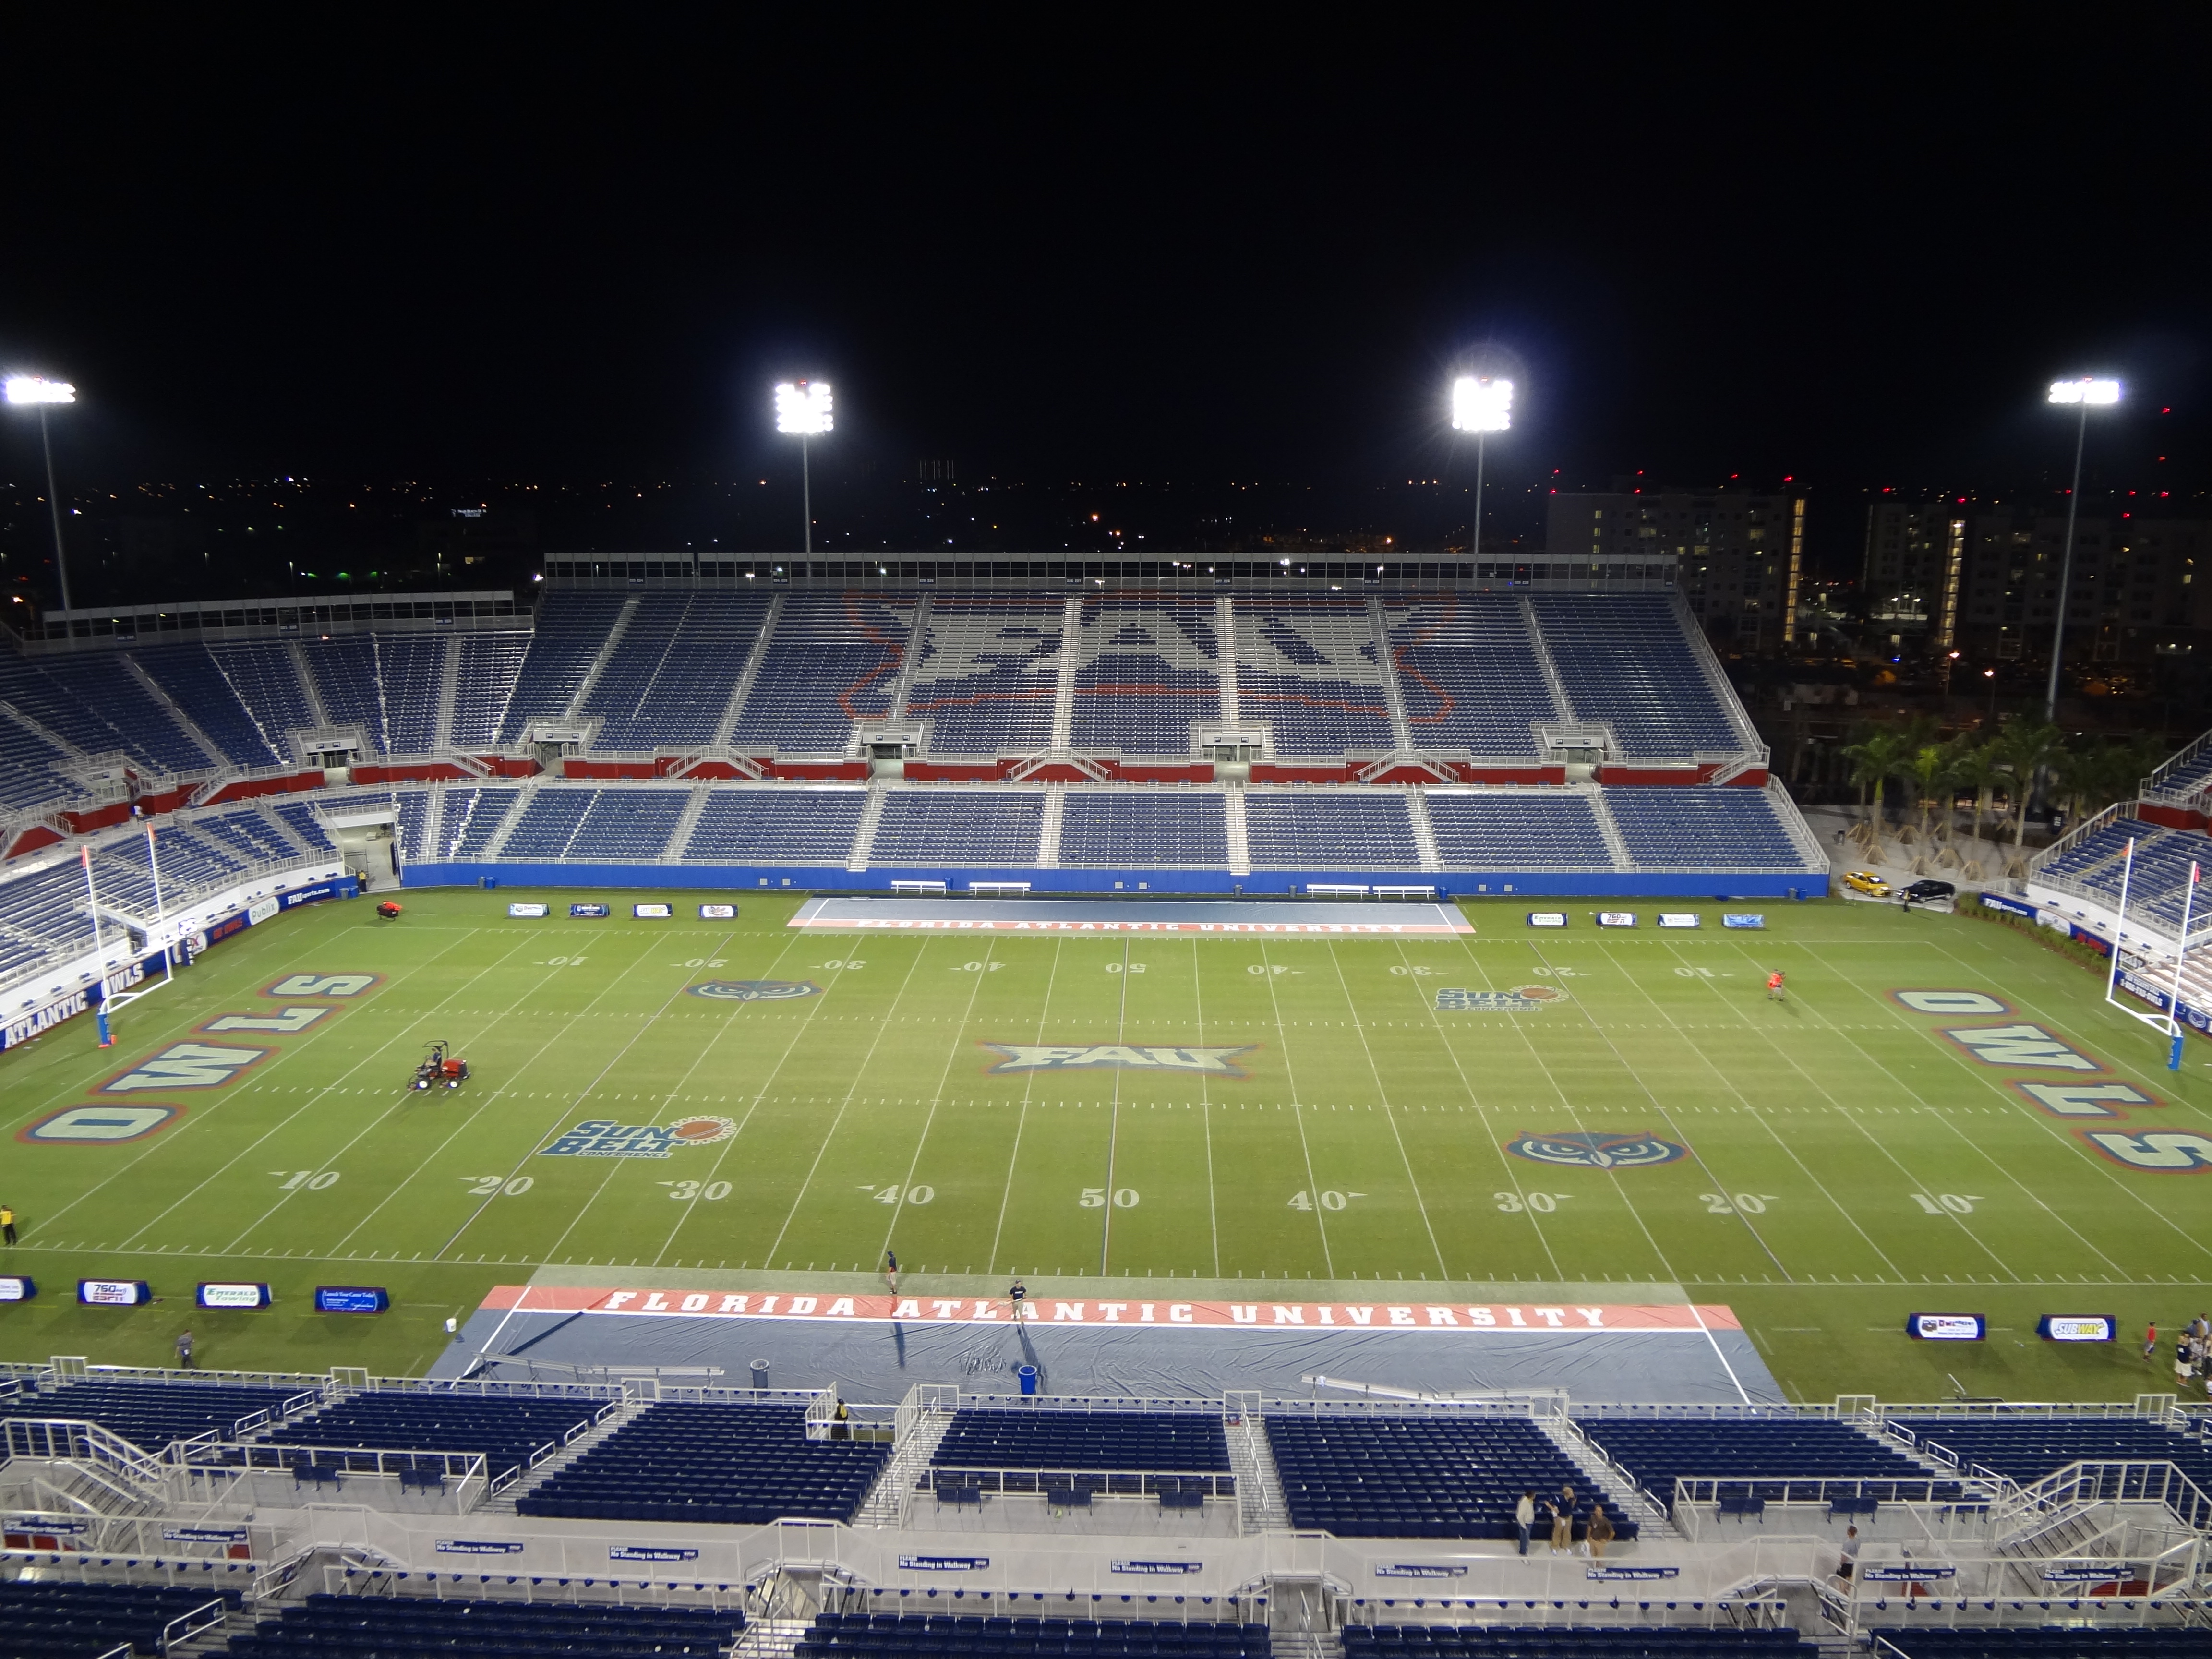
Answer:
[[2138, 802, 2209, 832]]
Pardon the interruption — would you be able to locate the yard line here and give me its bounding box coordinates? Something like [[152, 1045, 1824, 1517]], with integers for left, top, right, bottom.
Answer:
[[1257, 941, 1333, 1277], [1395, 938, 1563, 1277], [881, 936, 999, 1262], [1098, 938, 1132, 1273], [1193, 939, 1220, 1277], [1322, 942, 1446, 1278], [987, 939, 1065, 1274], [758, 943, 933, 1269]]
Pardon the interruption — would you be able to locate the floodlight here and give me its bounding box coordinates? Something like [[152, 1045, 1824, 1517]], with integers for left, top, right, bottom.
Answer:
[[774, 380, 833, 436], [4, 376, 75, 405], [1451, 375, 1513, 433], [2047, 378, 2119, 405]]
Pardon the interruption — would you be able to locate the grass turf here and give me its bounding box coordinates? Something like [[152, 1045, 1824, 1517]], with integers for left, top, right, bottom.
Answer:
[[1, 887, 2208, 1401]]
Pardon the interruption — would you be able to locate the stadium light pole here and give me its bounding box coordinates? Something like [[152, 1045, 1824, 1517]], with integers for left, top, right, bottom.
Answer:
[[2043, 376, 2120, 720], [774, 380, 833, 555], [5, 376, 78, 611], [1451, 376, 1513, 559]]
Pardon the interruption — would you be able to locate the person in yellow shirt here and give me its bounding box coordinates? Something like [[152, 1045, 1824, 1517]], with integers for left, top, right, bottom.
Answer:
[[0, 1203, 15, 1247]]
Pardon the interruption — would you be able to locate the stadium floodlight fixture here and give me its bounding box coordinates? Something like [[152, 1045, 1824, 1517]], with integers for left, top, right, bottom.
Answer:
[[5, 375, 79, 610], [774, 379, 833, 553], [1450, 374, 1514, 562], [2042, 375, 2122, 719]]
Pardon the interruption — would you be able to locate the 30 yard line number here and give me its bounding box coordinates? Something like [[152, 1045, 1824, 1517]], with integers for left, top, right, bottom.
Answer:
[[1495, 1191, 1571, 1213]]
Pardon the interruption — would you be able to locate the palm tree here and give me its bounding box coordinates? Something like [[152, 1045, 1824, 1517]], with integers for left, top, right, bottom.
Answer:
[[1997, 720, 2069, 851], [1903, 741, 1960, 842], [1843, 725, 1913, 853], [1950, 738, 2008, 860]]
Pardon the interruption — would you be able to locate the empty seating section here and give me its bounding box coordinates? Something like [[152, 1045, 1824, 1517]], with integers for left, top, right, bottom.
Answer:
[[229, 1594, 741, 1659], [499, 790, 596, 858], [0, 709, 74, 808], [1245, 792, 1417, 869], [191, 807, 298, 866], [1389, 595, 1556, 757], [730, 593, 914, 751], [208, 643, 317, 754], [907, 595, 1064, 753], [496, 591, 633, 743], [34, 653, 213, 773], [517, 1400, 889, 1525], [873, 791, 1044, 865], [2, 1580, 243, 1659], [1428, 793, 1611, 867], [1575, 1418, 1941, 1502], [444, 787, 521, 856], [388, 788, 435, 864], [262, 1389, 606, 1483], [300, 636, 384, 746], [133, 644, 282, 766], [582, 590, 770, 748], [2040, 817, 2143, 878], [0, 863, 98, 953], [271, 800, 335, 853], [1532, 594, 1742, 758], [0, 1377, 306, 1449], [450, 631, 529, 747], [1060, 789, 1227, 866], [1864, 1633, 2210, 1659], [1345, 1629, 1816, 1659], [2152, 744, 2212, 798], [302, 634, 449, 754], [932, 1407, 1232, 1474], [566, 789, 689, 859], [94, 823, 245, 910], [799, 1615, 1270, 1659], [684, 787, 869, 863], [1235, 601, 1395, 755], [1606, 790, 1805, 869], [1892, 1414, 2212, 1491], [1073, 598, 1220, 754], [2072, 823, 2212, 928], [1267, 1414, 1635, 1541]]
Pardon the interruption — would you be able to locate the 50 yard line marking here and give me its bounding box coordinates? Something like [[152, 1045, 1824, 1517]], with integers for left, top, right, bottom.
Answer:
[[1098, 938, 1131, 1274]]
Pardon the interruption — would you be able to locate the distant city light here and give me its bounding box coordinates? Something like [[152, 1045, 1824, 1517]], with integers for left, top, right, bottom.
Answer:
[[1451, 375, 1513, 432], [4, 376, 75, 405], [774, 380, 833, 435], [2047, 377, 2120, 406]]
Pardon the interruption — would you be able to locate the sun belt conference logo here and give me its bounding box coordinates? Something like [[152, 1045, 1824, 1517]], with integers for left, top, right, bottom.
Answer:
[[1436, 984, 1567, 1012], [982, 1044, 1256, 1077], [541, 1116, 737, 1158], [689, 980, 822, 1002], [1506, 1131, 1688, 1169]]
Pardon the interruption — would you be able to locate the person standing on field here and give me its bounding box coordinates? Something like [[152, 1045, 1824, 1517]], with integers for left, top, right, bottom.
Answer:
[[0, 1203, 15, 1247], [1767, 970, 1786, 1002], [175, 1330, 193, 1369], [2147, 1321, 2160, 1364], [884, 1249, 899, 1292]]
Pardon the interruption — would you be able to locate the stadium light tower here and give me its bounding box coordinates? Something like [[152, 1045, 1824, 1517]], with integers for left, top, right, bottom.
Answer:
[[774, 379, 833, 554], [5, 375, 78, 610], [2043, 376, 2120, 719], [1451, 375, 1513, 560]]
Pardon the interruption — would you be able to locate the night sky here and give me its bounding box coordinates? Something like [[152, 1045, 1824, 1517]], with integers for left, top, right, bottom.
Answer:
[[3, 16, 2207, 515]]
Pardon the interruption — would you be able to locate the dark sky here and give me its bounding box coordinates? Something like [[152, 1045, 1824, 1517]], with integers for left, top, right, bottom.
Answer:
[[2, 14, 2206, 506]]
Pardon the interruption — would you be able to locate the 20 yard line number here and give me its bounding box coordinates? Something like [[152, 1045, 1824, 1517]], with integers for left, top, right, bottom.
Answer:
[[461, 1175, 534, 1196], [1702, 1193, 1780, 1215]]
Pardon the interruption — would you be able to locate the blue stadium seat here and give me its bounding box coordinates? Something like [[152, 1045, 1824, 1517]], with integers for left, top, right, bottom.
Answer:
[[497, 591, 636, 745], [1344, 1627, 1816, 1658], [261, 1389, 609, 1484], [1388, 594, 1556, 757], [1072, 596, 1222, 755], [0, 1579, 243, 1659], [906, 594, 1065, 754], [1059, 788, 1228, 867], [1574, 1418, 1950, 1504], [228, 1593, 740, 1659], [1531, 594, 1744, 759], [1245, 792, 1418, 869], [932, 1407, 1232, 1476], [1603, 789, 1809, 869], [0, 1376, 309, 1451], [1890, 1414, 2212, 1492], [728, 592, 916, 752], [684, 786, 869, 863], [798, 1614, 1270, 1659], [1236, 599, 1395, 756], [1427, 792, 1611, 867], [872, 790, 1044, 865]]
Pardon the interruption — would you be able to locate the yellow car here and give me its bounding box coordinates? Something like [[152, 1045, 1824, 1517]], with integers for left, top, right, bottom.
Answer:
[[1843, 869, 1891, 897]]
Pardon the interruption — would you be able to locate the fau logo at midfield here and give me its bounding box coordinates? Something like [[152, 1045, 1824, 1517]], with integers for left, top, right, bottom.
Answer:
[[982, 1044, 1256, 1077], [1507, 1131, 1687, 1169], [688, 980, 822, 1002], [540, 1117, 737, 1158]]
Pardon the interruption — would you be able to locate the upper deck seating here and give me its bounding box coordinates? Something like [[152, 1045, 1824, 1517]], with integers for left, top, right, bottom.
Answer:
[[1345, 1627, 1817, 1658], [0, 709, 76, 809], [2149, 733, 2212, 800], [299, 637, 383, 747], [1059, 788, 1228, 867], [932, 1407, 1232, 1473], [728, 593, 915, 752], [1244, 791, 1418, 869], [1428, 792, 1612, 867], [448, 632, 529, 748], [683, 787, 869, 864], [799, 1616, 1269, 1659], [906, 593, 1064, 754], [1267, 1413, 1636, 1541], [33, 653, 214, 774], [1071, 596, 1221, 755], [1891, 1414, 2212, 1491], [871, 790, 1044, 866], [1576, 1418, 1949, 1503], [517, 1400, 888, 1525], [582, 590, 771, 748], [1234, 599, 1395, 756], [0, 1377, 307, 1450], [496, 590, 633, 744], [133, 644, 282, 767], [1388, 594, 1557, 758], [300, 634, 446, 754], [1532, 594, 1743, 758], [1606, 789, 1809, 869], [2, 1579, 244, 1659], [263, 1390, 607, 1484], [229, 1593, 740, 1659], [207, 643, 317, 755]]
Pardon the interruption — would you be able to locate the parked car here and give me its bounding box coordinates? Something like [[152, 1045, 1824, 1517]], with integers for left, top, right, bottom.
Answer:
[[1843, 869, 1891, 897], [1900, 879, 1957, 903]]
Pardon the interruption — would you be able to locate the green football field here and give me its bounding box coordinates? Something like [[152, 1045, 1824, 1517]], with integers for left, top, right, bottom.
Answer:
[[2, 887, 2209, 1401]]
